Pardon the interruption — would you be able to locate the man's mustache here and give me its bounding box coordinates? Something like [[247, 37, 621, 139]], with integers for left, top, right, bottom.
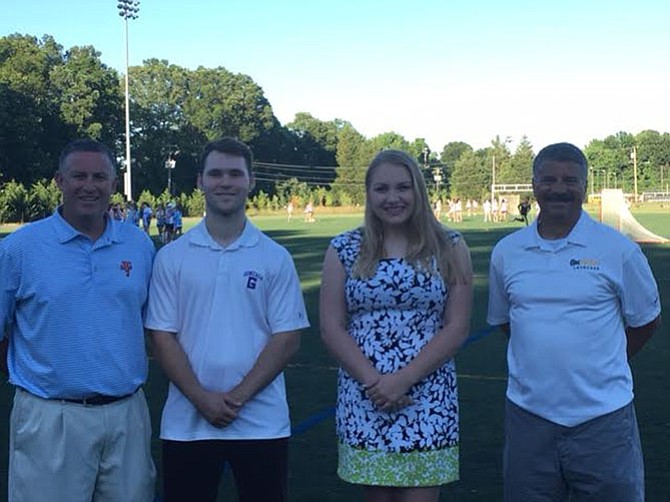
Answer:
[[545, 194, 574, 202]]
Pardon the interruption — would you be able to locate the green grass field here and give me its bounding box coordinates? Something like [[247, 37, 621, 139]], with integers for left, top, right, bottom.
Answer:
[[0, 210, 668, 501]]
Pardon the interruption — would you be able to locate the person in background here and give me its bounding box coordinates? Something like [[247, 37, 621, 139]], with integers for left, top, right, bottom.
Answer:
[[287, 200, 294, 222], [124, 200, 139, 226], [483, 199, 492, 223], [488, 142, 661, 502], [110, 202, 124, 221], [320, 149, 473, 502], [141, 202, 153, 234], [499, 197, 508, 222], [146, 137, 309, 502], [0, 138, 156, 502], [433, 198, 442, 220], [304, 200, 315, 223], [155, 204, 167, 243], [165, 202, 176, 242], [172, 204, 183, 238], [515, 198, 531, 225]]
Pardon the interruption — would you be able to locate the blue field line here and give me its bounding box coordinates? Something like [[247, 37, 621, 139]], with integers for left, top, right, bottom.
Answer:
[[291, 324, 499, 435]]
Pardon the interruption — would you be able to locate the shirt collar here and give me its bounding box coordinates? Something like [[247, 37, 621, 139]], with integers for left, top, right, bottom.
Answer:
[[52, 207, 120, 246], [522, 210, 591, 250], [189, 218, 260, 251]]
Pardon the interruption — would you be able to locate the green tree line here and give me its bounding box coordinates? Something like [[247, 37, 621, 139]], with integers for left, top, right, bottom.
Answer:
[[2, 33, 670, 213]]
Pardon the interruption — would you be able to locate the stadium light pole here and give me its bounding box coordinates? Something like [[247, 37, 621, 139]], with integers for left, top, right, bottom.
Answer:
[[630, 146, 638, 202], [118, 0, 140, 201], [164, 149, 179, 196]]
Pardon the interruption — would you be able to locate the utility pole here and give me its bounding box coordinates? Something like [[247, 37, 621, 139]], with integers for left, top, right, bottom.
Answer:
[[491, 154, 496, 203], [631, 146, 638, 202]]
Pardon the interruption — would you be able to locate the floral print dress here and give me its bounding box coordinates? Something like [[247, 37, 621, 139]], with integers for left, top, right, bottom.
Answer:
[[331, 229, 460, 487]]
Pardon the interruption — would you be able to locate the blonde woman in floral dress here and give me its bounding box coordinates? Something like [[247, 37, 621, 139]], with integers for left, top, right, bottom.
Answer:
[[320, 150, 473, 502]]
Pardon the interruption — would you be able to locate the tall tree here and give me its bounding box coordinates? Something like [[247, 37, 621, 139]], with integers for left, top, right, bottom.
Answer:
[[508, 136, 534, 183], [488, 135, 513, 184], [332, 124, 367, 205], [335, 123, 365, 168], [0, 34, 65, 183], [184, 67, 276, 144], [129, 59, 201, 195], [585, 132, 634, 192], [286, 112, 340, 166], [635, 130, 670, 190], [50, 45, 122, 145], [440, 141, 473, 191], [368, 131, 410, 154], [408, 138, 431, 166], [450, 148, 489, 200]]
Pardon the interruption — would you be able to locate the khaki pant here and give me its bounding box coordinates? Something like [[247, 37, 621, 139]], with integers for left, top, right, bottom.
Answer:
[[9, 388, 156, 502]]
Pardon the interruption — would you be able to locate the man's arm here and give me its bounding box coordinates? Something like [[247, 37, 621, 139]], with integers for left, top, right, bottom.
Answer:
[[225, 330, 301, 407], [149, 329, 238, 427], [626, 315, 660, 359], [0, 337, 7, 375]]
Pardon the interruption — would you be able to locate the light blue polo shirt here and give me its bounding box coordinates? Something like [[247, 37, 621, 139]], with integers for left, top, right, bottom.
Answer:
[[0, 209, 155, 399], [488, 211, 660, 426]]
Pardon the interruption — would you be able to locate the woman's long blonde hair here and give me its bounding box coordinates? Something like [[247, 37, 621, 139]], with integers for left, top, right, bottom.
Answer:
[[353, 149, 470, 285]]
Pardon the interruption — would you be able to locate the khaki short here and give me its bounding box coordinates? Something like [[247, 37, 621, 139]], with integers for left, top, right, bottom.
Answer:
[[9, 388, 156, 502]]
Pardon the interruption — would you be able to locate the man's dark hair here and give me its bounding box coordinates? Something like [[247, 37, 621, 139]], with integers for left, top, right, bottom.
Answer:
[[58, 138, 116, 174], [199, 137, 253, 174], [533, 142, 588, 179]]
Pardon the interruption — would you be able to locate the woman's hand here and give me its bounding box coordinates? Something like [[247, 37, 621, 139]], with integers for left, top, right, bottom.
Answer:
[[366, 373, 413, 412]]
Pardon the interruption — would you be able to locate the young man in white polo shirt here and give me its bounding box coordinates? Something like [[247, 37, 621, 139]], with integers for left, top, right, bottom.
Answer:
[[488, 142, 660, 502], [146, 137, 309, 502]]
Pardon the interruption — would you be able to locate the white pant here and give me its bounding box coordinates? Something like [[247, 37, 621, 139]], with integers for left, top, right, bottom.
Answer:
[[9, 388, 156, 502]]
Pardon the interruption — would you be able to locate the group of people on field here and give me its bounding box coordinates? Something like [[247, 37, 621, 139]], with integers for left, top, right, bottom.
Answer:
[[286, 200, 316, 223], [0, 138, 661, 502], [433, 196, 536, 225], [107, 199, 183, 243]]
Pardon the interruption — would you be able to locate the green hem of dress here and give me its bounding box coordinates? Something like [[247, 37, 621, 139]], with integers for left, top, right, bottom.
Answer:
[[337, 441, 459, 487]]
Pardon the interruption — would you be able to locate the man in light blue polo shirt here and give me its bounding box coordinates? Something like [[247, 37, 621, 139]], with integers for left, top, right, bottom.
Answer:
[[0, 139, 156, 502], [488, 142, 661, 502], [146, 137, 309, 502]]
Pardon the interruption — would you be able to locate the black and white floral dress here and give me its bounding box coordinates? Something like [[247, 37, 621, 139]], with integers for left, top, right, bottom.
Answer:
[[331, 229, 460, 487]]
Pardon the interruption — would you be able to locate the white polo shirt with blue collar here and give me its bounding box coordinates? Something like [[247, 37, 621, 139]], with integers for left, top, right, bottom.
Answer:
[[487, 211, 660, 426], [145, 219, 309, 441]]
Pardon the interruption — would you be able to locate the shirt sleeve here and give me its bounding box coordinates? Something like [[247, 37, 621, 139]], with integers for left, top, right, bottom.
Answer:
[[144, 247, 179, 332], [487, 244, 510, 326], [266, 251, 310, 335], [620, 246, 661, 328], [0, 242, 19, 337]]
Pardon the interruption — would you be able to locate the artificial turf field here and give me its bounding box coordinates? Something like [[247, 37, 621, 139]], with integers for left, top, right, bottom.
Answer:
[[0, 209, 668, 501]]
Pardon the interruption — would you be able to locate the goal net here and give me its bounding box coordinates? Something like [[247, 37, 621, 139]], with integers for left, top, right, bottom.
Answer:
[[599, 189, 668, 243]]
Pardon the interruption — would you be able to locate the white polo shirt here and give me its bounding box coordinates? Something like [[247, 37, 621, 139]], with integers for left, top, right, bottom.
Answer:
[[145, 220, 309, 440], [488, 211, 660, 426]]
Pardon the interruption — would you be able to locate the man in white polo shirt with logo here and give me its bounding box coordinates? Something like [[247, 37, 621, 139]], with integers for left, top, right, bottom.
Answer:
[[488, 142, 660, 501], [146, 137, 309, 502]]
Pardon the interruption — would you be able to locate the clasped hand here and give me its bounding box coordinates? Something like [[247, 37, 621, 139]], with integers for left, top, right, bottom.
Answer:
[[365, 373, 413, 412], [196, 390, 244, 428]]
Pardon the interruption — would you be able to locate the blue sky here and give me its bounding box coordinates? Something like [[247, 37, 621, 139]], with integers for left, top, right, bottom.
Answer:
[[3, 0, 669, 153]]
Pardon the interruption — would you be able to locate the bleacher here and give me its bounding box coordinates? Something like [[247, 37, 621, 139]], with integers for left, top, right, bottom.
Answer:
[[641, 191, 670, 202]]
